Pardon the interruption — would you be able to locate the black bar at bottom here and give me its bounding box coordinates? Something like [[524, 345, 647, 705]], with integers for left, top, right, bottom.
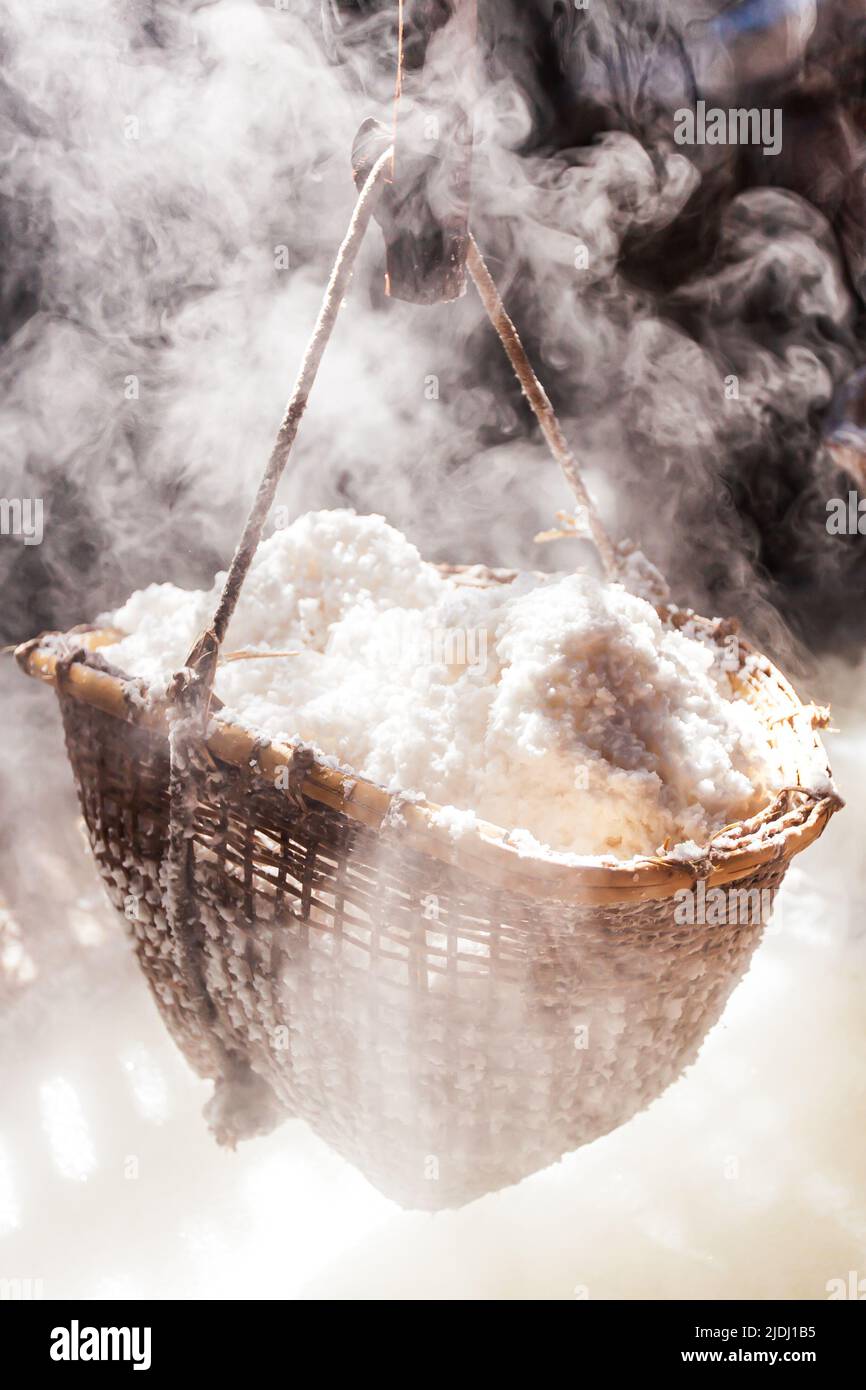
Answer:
[[1, 1297, 862, 1373]]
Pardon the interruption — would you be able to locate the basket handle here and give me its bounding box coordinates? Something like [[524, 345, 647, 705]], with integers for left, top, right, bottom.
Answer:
[[465, 236, 618, 578], [177, 169, 617, 713], [177, 145, 395, 702]]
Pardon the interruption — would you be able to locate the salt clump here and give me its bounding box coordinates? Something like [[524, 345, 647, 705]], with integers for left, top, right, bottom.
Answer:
[[104, 509, 782, 859]]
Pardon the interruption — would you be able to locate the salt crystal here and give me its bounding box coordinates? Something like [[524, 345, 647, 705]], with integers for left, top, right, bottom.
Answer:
[[103, 509, 786, 860]]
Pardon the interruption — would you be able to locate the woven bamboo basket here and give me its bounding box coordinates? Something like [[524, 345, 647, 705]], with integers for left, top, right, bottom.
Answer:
[[17, 599, 839, 1210], [13, 148, 841, 1208]]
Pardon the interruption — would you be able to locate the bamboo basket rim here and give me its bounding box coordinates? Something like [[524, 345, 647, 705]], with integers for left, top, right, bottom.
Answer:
[[16, 606, 840, 907]]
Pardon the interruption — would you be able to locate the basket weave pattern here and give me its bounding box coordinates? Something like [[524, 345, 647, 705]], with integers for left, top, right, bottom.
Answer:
[[16, 153, 841, 1206], [60, 688, 789, 1209]]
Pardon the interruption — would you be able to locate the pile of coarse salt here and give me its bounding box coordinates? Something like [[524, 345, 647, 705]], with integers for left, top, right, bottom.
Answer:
[[102, 509, 784, 861]]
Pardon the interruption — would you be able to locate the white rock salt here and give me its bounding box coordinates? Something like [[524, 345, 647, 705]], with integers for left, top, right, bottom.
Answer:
[[102, 509, 784, 859]]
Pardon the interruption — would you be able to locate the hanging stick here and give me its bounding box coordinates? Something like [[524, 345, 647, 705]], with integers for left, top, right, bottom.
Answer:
[[183, 145, 394, 685], [159, 146, 395, 1139], [466, 235, 620, 580]]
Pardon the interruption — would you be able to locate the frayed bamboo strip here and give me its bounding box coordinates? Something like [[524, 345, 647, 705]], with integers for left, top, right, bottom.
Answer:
[[220, 650, 301, 665]]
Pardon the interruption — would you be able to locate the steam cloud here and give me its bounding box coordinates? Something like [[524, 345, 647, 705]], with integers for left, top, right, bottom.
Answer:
[[0, 0, 864, 1226], [0, 0, 864, 669]]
